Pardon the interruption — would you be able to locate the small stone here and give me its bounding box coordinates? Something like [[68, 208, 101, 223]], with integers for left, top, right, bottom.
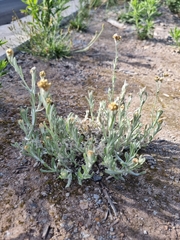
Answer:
[[144, 198, 149, 202], [81, 231, 90, 238], [143, 230, 148, 235], [93, 194, 100, 201], [164, 225, 169, 231], [42, 224, 50, 239], [65, 193, 70, 197], [22, 159, 28, 165], [153, 211, 157, 216], [80, 200, 89, 210], [93, 174, 102, 182], [41, 191, 47, 197]]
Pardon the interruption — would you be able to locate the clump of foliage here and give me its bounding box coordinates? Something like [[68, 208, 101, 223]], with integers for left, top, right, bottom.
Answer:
[[9, 0, 102, 58], [166, 0, 180, 14], [69, 0, 89, 31], [16, 0, 71, 58], [69, 0, 118, 31], [118, 0, 161, 40], [6, 34, 163, 187], [170, 26, 180, 47], [0, 40, 8, 87]]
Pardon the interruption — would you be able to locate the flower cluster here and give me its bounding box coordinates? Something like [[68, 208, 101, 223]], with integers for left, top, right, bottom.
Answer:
[[113, 33, 121, 42], [108, 102, 119, 111], [37, 70, 51, 91], [6, 48, 14, 57]]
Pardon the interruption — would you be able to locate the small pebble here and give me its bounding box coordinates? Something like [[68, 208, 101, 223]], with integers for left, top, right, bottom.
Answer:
[[164, 225, 169, 231], [143, 230, 148, 235], [153, 211, 157, 216], [93, 194, 100, 201], [110, 227, 114, 232], [65, 193, 70, 197]]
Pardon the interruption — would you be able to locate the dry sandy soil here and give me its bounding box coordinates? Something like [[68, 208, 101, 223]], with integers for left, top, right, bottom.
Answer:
[[0, 3, 180, 240]]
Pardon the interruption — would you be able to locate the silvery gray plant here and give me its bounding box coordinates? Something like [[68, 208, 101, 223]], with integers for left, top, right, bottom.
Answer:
[[6, 36, 163, 187]]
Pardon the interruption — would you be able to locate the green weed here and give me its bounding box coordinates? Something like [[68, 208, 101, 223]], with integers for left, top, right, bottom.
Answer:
[[166, 0, 180, 14], [0, 40, 8, 87], [119, 0, 161, 40], [69, 0, 89, 31], [170, 26, 180, 47]]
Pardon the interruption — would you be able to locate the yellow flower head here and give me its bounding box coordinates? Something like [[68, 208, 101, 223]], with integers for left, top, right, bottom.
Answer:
[[132, 158, 139, 164], [37, 79, 51, 91], [39, 123, 44, 128], [18, 119, 23, 124], [30, 67, 36, 75], [24, 145, 29, 151], [6, 48, 14, 57], [113, 33, 121, 42], [87, 150, 94, 157], [46, 97, 52, 104], [120, 104, 124, 111], [158, 117, 165, 124], [108, 102, 118, 111], [39, 71, 46, 79], [154, 76, 163, 82]]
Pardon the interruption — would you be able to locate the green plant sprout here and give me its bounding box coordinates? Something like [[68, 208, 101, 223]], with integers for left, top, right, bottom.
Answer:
[[9, 0, 103, 59], [10, 0, 71, 58], [119, 0, 161, 40], [6, 34, 163, 187], [166, 0, 180, 14], [69, 0, 89, 31], [170, 26, 180, 47], [0, 40, 8, 87]]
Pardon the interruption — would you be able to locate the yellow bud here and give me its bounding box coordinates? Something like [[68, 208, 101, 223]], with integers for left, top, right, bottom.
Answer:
[[30, 67, 36, 75], [39, 123, 44, 128], [108, 102, 118, 111], [18, 119, 23, 124], [37, 79, 51, 91], [39, 71, 46, 79], [87, 150, 94, 157], [120, 104, 124, 111], [113, 33, 121, 41], [24, 145, 29, 151], [6, 48, 14, 57], [46, 97, 52, 104], [158, 117, 165, 124], [155, 76, 163, 82], [132, 158, 139, 164]]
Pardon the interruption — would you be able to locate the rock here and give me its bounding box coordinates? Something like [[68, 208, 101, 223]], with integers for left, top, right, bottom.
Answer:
[[41, 191, 47, 197], [164, 225, 169, 231], [143, 230, 148, 235], [65, 192, 70, 197], [42, 224, 50, 239], [153, 211, 158, 216], [80, 200, 89, 210], [93, 194, 100, 201]]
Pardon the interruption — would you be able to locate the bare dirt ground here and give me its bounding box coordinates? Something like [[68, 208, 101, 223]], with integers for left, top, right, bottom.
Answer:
[[0, 3, 180, 240]]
